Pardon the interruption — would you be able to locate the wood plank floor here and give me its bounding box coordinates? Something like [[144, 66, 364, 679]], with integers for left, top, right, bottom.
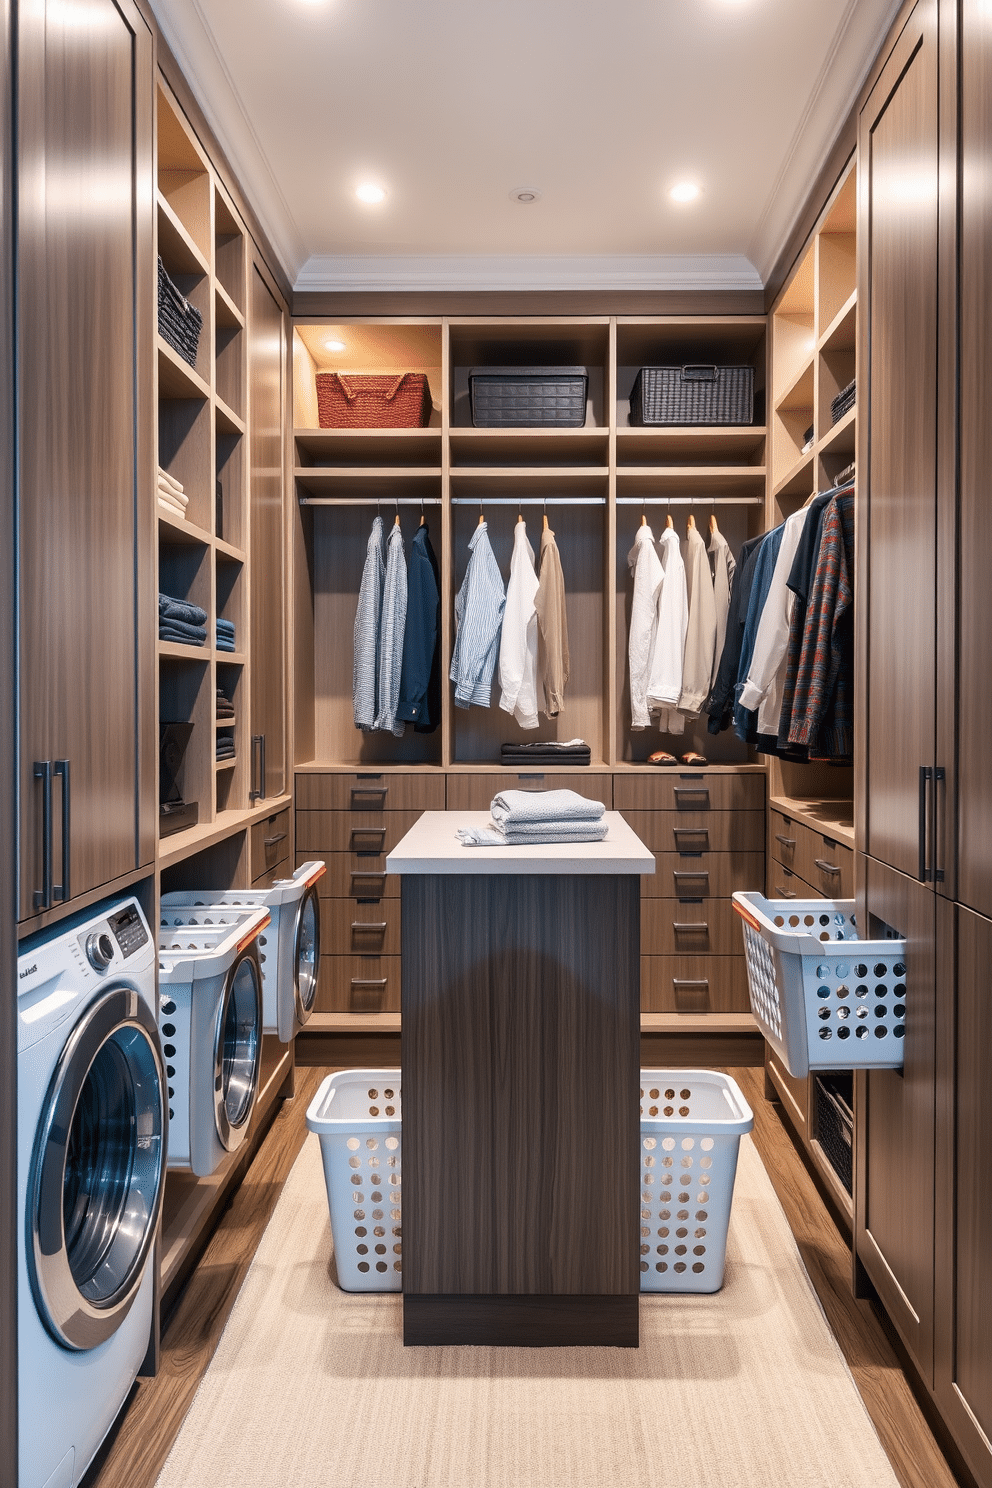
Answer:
[[82, 1063, 966, 1488]]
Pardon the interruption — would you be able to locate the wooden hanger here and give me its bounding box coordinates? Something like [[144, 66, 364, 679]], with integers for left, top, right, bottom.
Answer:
[[687, 512, 696, 530], [640, 512, 647, 527], [709, 513, 719, 536], [666, 513, 674, 529]]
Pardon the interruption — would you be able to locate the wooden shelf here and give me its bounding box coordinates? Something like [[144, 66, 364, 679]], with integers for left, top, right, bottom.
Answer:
[[819, 290, 857, 354], [817, 404, 856, 459], [156, 793, 293, 870], [156, 192, 209, 277], [214, 280, 244, 330], [302, 1011, 759, 1038], [616, 426, 766, 464], [775, 358, 815, 415], [215, 757, 237, 771], [768, 793, 854, 848], [772, 447, 816, 501], [157, 335, 210, 400], [616, 466, 766, 494], [157, 509, 212, 547], [158, 640, 208, 661], [215, 395, 245, 436], [450, 428, 610, 466], [295, 427, 442, 467], [214, 535, 246, 563], [295, 467, 442, 498], [215, 650, 246, 665]]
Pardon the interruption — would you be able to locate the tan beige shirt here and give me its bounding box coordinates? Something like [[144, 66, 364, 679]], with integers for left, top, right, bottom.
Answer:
[[535, 525, 570, 717]]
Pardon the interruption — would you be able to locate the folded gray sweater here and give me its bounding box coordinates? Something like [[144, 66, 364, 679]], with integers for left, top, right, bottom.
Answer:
[[489, 788, 606, 828]]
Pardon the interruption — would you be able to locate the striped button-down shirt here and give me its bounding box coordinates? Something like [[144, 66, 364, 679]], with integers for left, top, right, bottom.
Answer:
[[374, 519, 408, 736], [353, 515, 385, 730], [450, 521, 506, 708]]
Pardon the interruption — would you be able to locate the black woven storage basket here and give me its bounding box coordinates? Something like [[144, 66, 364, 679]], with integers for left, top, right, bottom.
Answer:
[[814, 1074, 853, 1194], [158, 257, 203, 370], [469, 367, 588, 428], [629, 364, 754, 426]]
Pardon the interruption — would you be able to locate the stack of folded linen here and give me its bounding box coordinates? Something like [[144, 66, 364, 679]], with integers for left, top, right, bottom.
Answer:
[[488, 788, 607, 844], [216, 687, 235, 720], [216, 731, 236, 762], [500, 737, 591, 767], [216, 617, 236, 653], [830, 378, 856, 425], [159, 593, 207, 647], [158, 468, 189, 519]]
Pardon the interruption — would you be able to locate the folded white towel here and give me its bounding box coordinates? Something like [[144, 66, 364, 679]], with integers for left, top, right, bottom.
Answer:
[[157, 468, 185, 495], [456, 826, 506, 846], [157, 480, 188, 506], [490, 788, 606, 828], [497, 819, 608, 844], [158, 495, 186, 518]]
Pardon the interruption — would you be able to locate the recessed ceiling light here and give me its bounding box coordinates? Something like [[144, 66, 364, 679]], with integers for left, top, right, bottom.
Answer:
[[324, 339, 346, 352], [356, 183, 387, 204], [510, 187, 541, 204], [670, 181, 701, 204]]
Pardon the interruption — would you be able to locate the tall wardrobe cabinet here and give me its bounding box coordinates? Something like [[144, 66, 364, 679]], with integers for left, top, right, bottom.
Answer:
[[16, 0, 155, 925]]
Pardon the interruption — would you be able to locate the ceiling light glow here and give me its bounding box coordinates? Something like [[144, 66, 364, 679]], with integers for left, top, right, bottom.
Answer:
[[510, 187, 541, 204], [356, 183, 387, 204], [670, 181, 701, 204], [324, 339, 346, 352]]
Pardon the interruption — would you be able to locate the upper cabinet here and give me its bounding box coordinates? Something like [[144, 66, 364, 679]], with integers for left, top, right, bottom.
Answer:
[[16, 0, 155, 923]]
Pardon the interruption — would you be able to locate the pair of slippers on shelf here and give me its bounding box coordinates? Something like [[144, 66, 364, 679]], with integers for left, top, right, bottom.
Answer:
[[647, 750, 709, 767]]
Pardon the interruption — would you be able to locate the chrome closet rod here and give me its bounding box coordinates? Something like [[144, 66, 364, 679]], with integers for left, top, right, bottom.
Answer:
[[450, 496, 606, 506], [298, 496, 443, 506], [615, 496, 763, 506]]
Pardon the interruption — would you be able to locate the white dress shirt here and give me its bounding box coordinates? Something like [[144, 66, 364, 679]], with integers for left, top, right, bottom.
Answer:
[[498, 518, 540, 729], [647, 526, 688, 734], [627, 523, 664, 730]]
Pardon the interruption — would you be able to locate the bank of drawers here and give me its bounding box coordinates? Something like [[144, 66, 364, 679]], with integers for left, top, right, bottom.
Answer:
[[445, 773, 613, 811], [614, 771, 765, 1015], [769, 807, 854, 900], [296, 772, 444, 1014], [251, 806, 290, 883]]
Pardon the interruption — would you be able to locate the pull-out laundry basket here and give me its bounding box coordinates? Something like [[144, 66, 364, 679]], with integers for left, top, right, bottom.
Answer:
[[161, 861, 325, 1043], [307, 1068, 751, 1295], [306, 1069, 402, 1292], [158, 905, 269, 1176], [733, 891, 908, 1079], [639, 1070, 753, 1293]]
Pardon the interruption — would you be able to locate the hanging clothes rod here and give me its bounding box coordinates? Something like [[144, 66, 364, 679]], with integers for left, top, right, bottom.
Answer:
[[298, 496, 443, 506], [616, 496, 763, 506], [451, 496, 606, 506]]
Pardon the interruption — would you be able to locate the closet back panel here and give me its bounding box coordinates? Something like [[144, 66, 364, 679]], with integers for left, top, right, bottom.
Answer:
[[249, 263, 287, 799]]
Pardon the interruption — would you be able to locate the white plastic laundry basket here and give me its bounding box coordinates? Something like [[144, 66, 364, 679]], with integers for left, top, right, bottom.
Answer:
[[306, 1069, 403, 1292], [639, 1070, 753, 1294], [733, 891, 908, 1079]]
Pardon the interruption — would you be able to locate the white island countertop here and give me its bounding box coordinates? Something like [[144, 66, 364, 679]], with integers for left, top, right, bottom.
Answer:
[[386, 810, 656, 876]]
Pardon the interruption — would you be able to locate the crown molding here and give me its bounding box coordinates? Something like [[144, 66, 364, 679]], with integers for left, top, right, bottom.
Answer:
[[294, 253, 763, 295], [148, 0, 308, 282]]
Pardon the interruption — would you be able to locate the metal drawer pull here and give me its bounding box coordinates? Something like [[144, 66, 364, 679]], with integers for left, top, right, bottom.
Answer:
[[814, 858, 840, 876], [351, 828, 386, 852], [673, 827, 709, 846], [774, 884, 798, 899], [351, 872, 386, 896], [673, 921, 708, 932], [351, 978, 388, 990], [351, 786, 388, 805], [264, 832, 287, 847], [774, 833, 796, 849], [53, 759, 70, 903], [672, 978, 709, 991], [674, 787, 710, 806], [34, 761, 52, 910], [352, 921, 387, 933], [673, 872, 709, 888]]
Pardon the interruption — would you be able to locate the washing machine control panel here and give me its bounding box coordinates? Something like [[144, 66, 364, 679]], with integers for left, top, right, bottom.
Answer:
[[107, 903, 150, 959]]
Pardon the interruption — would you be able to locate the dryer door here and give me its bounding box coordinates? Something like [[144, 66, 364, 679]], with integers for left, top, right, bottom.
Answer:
[[29, 987, 166, 1351], [293, 883, 321, 1027], [213, 947, 263, 1153]]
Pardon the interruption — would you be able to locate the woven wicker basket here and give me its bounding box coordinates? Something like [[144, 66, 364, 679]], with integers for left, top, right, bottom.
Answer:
[[315, 372, 432, 429], [629, 365, 753, 426], [157, 257, 203, 370]]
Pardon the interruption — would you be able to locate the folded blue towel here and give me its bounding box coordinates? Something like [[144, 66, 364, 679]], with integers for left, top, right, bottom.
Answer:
[[159, 622, 207, 646], [216, 638, 236, 653], [159, 593, 207, 627], [216, 618, 235, 635]]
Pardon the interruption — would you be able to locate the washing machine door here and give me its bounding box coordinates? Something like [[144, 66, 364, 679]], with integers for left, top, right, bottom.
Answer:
[[29, 986, 166, 1351], [293, 883, 321, 1027], [213, 946, 263, 1153]]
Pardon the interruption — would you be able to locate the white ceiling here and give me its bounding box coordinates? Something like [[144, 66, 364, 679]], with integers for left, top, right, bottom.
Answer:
[[150, 0, 902, 294]]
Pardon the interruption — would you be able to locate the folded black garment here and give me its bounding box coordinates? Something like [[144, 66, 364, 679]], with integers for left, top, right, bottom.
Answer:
[[159, 592, 208, 627], [499, 753, 591, 765], [830, 379, 856, 423], [159, 622, 207, 646], [216, 742, 236, 760], [501, 745, 591, 764], [216, 700, 235, 717]]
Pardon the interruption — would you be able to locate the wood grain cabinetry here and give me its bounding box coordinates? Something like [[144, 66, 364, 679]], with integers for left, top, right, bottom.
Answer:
[[17, 0, 155, 924]]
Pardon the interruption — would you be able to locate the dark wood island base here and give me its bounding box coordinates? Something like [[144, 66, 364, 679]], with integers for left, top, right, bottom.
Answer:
[[403, 1293, 640, 1348]]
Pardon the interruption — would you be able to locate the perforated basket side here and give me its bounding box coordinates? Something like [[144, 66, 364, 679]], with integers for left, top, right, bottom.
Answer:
[[316, 1125, 403, 1292]]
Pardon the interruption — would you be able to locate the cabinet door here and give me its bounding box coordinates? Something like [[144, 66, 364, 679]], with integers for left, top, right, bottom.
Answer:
[[955, 0, 992, 920], [248, 261, 286, 801], [17, 0, 153, 922], [856, 853, 937, 1385], [858, 1, 939, 882]]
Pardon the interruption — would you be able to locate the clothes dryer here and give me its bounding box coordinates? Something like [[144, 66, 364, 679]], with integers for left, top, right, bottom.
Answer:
[[17, 896, 165, 1488], [161, 861, 324, 1043], [157, 906, 269, 1176]]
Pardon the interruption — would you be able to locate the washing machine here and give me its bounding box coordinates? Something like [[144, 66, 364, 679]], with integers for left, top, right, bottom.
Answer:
[[161, 860, 325, 1043], [17, 896, 166, 1488], [157, 906, 269, 1177]]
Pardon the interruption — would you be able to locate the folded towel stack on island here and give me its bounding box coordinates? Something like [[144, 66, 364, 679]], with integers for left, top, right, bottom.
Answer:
[[488, 788, 607, 844]]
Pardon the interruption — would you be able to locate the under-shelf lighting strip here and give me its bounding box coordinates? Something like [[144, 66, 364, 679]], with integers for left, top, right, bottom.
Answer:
[[298, 496, 443, 506], [451, 497, 606, 506], [616, 496, 763, 506]]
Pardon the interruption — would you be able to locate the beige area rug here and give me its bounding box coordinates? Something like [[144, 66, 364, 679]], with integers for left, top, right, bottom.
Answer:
[[156, 1134, 899, 1488]]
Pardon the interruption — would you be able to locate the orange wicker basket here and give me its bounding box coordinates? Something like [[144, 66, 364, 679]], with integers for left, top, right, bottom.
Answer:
[[315, 371, 433, 429]]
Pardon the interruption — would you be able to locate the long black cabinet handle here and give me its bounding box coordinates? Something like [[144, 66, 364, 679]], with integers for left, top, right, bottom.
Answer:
[[54, 759, 70, 903], [919, 765, 933, 882], [33, 761, 52, 910], [259, 734, 266, 801], [934, 766, 946, 883]]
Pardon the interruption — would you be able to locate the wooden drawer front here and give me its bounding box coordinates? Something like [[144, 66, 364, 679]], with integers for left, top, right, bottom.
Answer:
[[251, 808, 290, 875], [296, 808, 423, 856], [320, 898, 401, 956], [252, 863, 289, 891], [642, 898, 743, 956], [798, 834, 854, 900], [301, 852, 400, 901], [645, 850, 765, 899], [640, 955, 751, 1014], [614, 772, 765, 812], [622, 809, 765, 854], [445, 773, 613, 812], [316, 954, 401, 1014], [296, 772, 445, 812], [770, 810, 801, 871], [767, 863, 817, 902], [765, 1047, 810, 1139]]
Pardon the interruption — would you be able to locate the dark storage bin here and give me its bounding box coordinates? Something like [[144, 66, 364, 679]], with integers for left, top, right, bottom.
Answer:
[[630, 364, 754, 426], [814, 1073, 853, 1195], [157, 257, 203, 370], [469, 366, 588, 427]]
